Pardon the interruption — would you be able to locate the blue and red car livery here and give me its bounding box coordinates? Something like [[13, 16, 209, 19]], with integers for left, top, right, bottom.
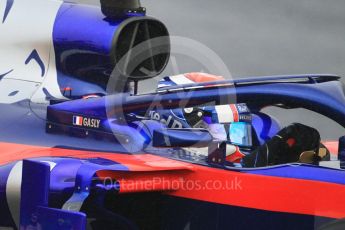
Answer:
[[1, 0, 345, 230]]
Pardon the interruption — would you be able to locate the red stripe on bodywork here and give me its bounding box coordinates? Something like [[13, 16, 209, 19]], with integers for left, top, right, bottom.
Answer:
[[0, 142, 192, 171], [230, 104, 239, 122], [0, 142, 345, 218], [166, 165, 345, 219]]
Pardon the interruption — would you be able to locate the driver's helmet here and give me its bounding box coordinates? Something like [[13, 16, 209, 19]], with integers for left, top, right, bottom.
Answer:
[[158, 72, 225, 88], [154, 73, 280, 163]]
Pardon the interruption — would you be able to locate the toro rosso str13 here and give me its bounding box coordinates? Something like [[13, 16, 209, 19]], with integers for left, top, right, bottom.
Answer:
[[1, 0, 345, 229]]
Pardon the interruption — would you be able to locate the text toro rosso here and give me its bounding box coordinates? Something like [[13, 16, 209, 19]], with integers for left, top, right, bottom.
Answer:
[[1, 0, 345, 229]]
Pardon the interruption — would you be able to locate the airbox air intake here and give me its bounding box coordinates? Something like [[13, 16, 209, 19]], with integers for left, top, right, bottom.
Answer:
[[53, 3, 170, 92]]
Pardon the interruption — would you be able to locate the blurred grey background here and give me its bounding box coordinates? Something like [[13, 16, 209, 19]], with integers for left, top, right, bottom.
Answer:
[[76, 0, 345, 140]]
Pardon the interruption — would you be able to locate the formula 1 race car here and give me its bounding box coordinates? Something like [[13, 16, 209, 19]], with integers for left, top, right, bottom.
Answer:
[[1, 0, 345, 230]]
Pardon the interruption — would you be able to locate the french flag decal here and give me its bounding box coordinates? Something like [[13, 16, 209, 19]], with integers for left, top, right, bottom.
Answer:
[[73, 116, 83, 126]]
